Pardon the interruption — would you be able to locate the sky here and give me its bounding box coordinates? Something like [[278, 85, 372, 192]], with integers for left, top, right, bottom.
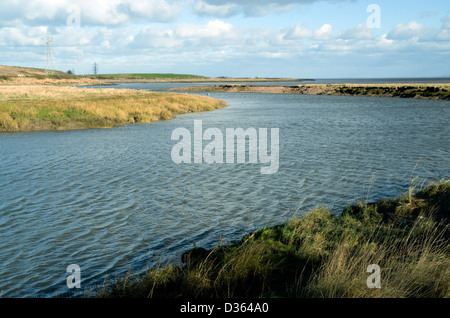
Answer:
[[1, 0, 449, 78]]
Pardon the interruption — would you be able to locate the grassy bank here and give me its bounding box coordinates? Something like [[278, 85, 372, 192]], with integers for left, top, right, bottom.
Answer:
[[96, 179, 449, 298], [166, 83, 450, 100], [0, 65, 300, 83], [97, 76, 303, 83], [0, 84, 227, 132], [89, 73, 209, 81], [0, 65, 78, 80]]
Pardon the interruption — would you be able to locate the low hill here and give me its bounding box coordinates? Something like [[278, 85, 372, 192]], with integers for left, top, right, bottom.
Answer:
[[0, 65, 300, 83], [0, 65, 76, 80]]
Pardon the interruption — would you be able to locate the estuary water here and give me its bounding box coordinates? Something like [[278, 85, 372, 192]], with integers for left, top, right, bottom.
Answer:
[[0, 84, 449, 297]]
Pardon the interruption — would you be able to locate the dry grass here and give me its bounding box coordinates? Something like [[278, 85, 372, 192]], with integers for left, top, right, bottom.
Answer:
[[0, 84, 227, 132], [306, 217, 450, 298]]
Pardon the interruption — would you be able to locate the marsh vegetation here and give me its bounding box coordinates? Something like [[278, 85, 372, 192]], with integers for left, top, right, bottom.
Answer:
[[96, 180, 449, 298], [0, 85, 227, 132]]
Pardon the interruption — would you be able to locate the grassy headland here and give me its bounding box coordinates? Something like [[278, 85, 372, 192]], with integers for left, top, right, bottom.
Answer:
[[0, 65, 78, 80], [0, 84, 227, 132], [166, 83, 450, 100], [91, 75, 304, 83], [96, 179, 449, 298], [0, 65, 103, 86], [0, 65, 305, 86], [88, 73, 209, 81]]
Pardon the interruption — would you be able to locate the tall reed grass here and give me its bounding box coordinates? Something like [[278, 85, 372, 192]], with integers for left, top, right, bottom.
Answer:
[[95, 179, 449, 298], [0, 85, 227, 132]]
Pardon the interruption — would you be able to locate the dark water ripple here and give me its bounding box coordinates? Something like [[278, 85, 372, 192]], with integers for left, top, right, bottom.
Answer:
[[0, 91, 449, 297]]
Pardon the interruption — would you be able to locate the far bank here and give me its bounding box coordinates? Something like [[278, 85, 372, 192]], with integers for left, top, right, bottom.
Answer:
[[164, 83, 450, 100]]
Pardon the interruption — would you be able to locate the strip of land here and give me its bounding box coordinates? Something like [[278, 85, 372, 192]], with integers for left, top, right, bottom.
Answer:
[[86, 73, 305, 83], [0, 84, 227, 132], [99, 77, 305, 83], [165, 83, 450, 100], [96, 179, 449, 298], [2, 65, 448, 133], [0, 65, 304, 84], [0, 65, 305, 132]]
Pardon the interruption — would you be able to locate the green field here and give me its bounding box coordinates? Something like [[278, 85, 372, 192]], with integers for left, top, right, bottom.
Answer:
[[91, 73, 209, 80], [0, 65, 209, 81]]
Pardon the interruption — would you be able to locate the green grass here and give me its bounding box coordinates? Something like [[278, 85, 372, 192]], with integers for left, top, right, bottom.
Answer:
[[95, 179, 449, 298], [91, 73, 209, 80]]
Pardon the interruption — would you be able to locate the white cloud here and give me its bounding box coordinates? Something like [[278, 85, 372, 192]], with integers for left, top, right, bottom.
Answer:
[[436, 30, 450, 41], [131, 19, 241, 54], [313, 24, 333, 40], [125, 0, 182, 22], [386, 18, 450, 43], [1, 1, 449, 77], [282, 23, 333, 41], [338, 24, 373, 40], [129, 25, 180, 49], [387, 21, 435, 41], [192, 0, 239, 17], [0, 0, 181, 27], [192, 0, 354, 17], [176, 20, 234, 39], [442, 15, 450, 29], [0, 27, 44, 46], [283, 23, 313, 40], [438, 15, 450, 39]]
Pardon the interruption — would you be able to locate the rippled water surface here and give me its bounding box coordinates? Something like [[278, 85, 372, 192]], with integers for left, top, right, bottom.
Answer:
[[0, 88, 448, 297]]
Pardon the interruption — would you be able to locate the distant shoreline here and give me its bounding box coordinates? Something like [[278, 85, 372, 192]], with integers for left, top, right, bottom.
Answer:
[[0, 76, 310, 86], [2, 75, 449, 133], [164, 83, 450, 100], [99, 77, 312, 84]]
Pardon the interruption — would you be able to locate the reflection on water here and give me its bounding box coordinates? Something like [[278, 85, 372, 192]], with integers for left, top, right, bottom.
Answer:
[[0, 89, 448, 297]]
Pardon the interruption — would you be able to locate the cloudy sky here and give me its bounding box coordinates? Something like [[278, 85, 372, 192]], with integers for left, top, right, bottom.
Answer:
[[1, 0, 449, 78]]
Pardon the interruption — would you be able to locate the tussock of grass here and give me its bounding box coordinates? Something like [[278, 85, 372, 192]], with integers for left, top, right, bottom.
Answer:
[[96, 179, 449, 298], [0, 85, 227, 132]]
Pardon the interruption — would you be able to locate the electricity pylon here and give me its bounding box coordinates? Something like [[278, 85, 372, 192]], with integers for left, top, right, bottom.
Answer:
[[42, 32, 55, 75], [92, 63, 98, 77]]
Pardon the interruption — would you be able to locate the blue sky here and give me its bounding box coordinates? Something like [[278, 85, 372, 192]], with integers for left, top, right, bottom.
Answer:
[[1, 0, 449, 78]]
